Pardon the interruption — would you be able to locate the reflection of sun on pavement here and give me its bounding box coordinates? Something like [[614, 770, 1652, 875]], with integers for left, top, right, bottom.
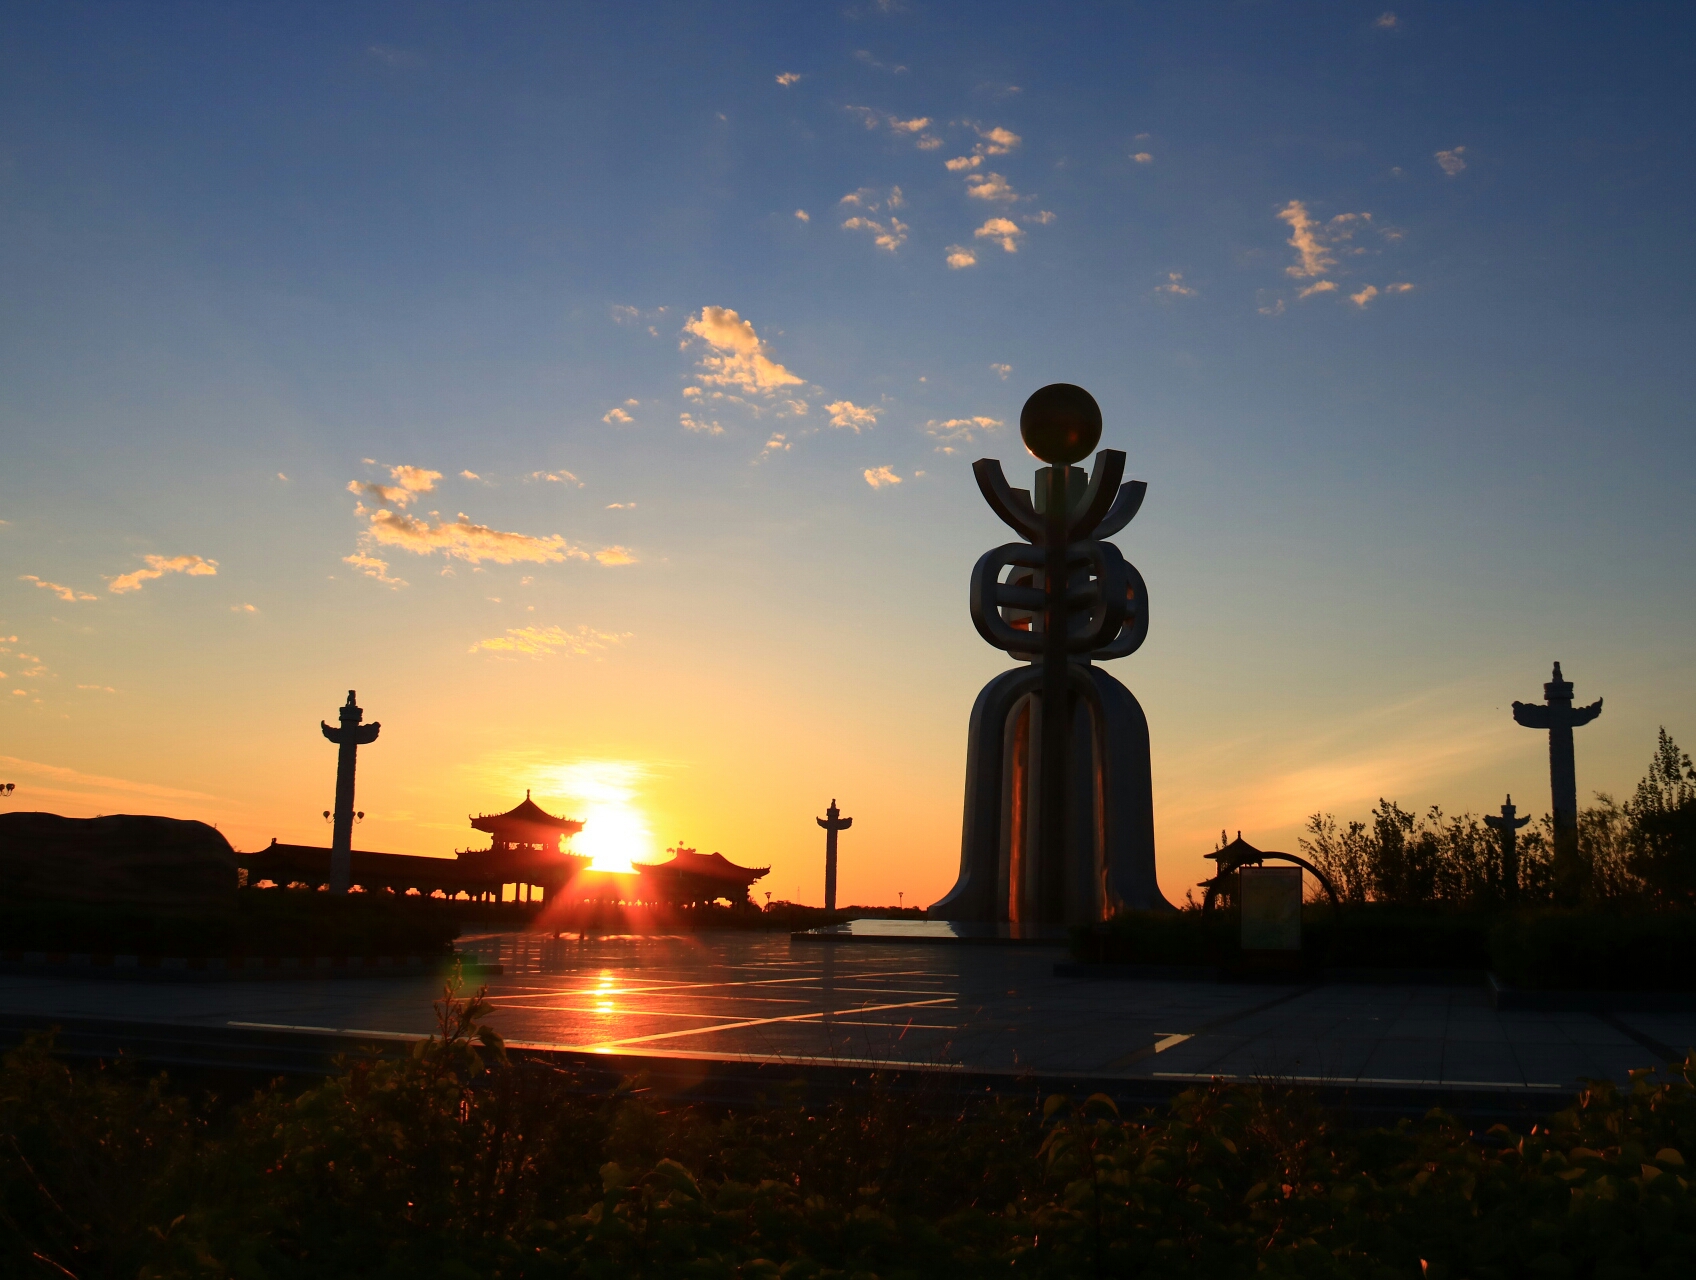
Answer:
[[538, 760, 655, 873], [594, 969, 616, 1015]]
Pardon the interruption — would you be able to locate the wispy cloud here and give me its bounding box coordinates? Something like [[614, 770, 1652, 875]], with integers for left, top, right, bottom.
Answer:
[[347, 463, 442, 508], [20, 576, 95, 602], [1385, 282, 1415, 294], [925, 416, 1002, 453], [990, 363, 1011, 379], [594, 546, 637, 566], [1375, 11, 1399, 29], [682, 306, 805, 394], [852, 49, 907, 74], [1349, 285, 1380, 307], [846, 106, 938, 147], [842, 215, 909, 252], [355, 506, 632, 568], [945, 155, 982, 172], [976, 125, 1020, 155], [469, 624, 631, 659], [794, 209, 810, 222], [825, 400, 881, 431], [1154, 271, 1197, 297], [1435, 146, 1467, 176], [231, 603, 257, 613], [966, 172, 1018, 202], [775, 71, 802, 86], [460, 470, 481, 481], [755, 432, 791, 462], [946, 245, 978, 269], [1277, 201, 1376, 294], [107, 554, 218, 594], [603, 407, 633, 425], [974, 217, 1022, 252], [343, 551, 406, 587], [1131, 152, 1154, 164], [680, 412, 724, 436], [529, 470, 581, 486], [864, 465, 902, 488]]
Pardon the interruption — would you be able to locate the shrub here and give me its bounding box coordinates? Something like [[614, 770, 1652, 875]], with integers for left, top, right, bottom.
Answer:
[[5, 980, 1696, 1276]]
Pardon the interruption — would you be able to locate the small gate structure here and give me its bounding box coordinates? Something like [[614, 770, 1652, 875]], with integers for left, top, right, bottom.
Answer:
[[1199, 833, 1340, 916]]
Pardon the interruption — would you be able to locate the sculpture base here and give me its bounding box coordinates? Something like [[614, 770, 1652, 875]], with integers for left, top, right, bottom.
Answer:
[[792, 919, 1069, 946]]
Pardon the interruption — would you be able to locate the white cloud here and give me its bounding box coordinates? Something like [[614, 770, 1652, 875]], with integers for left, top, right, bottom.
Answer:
[[611, 305, 640, 324], [1350, 285, 1380, 307], [842, 215, 909, 251], [1258, 297, 1286, 317], [277, 472, 288, 481], [1154, 271, 1197, 297], [680, 412, 723, 435], [945, 155, 982, 172], [1435, 146, 1467, 176], [864, 466, 902, 488], [756, 432, 791, 461], [682, 306, 805, 394], [460, 470, 481, 480], [232, 603, 257, 613], [529, 470, 581, 486], [990, 363, 1011, 379], [924, 416, 1002, 452], [1025, 210, 1056, 225], [1131, 152, 1154, 164], [107, 554, 218, 594], [977, 126, 1021, 155], [794, 209, 810, 222], [974, 217, 1022, 252], [1376, 11, 1399, 29], [20, 576, 95, 602], [606, 502, 635, 510], [603, 407, 633, 424], [845, 106, 933, 146], [594, 546, 637, 566], [469, 624, 631, 659], [946, 245, 978, 269], [966, 172, 1017, 201], [776, 72, 802, 86], [1298, 280, 1338, 299], [824, 400, 881, 431], [890, 115, 931, 133], [1385, 281, 1415, 293]]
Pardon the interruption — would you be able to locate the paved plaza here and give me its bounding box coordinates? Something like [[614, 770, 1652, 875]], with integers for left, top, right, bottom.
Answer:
[[3, 930, 1692, 1100]]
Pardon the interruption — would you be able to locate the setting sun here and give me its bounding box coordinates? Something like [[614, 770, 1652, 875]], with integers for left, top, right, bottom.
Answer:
[[540, 761, 655, 874]]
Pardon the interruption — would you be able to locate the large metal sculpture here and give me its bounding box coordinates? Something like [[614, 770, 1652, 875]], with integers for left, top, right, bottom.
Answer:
[[932, 384, 1170, 924], [1483, 795, 1531, 903], [321, 690, 380, 894], [1512, 662, 1601, 902]]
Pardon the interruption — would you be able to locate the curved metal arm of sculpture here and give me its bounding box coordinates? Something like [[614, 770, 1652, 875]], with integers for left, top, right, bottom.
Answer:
[[971, 459, 1044, 542], [970, 542, 1128, 655], [1063, 450, 1125, 543], [322, 720, 381, 745], [1571, 697, 1603, 726], [1093, 480, 1148, 540], [1484, 813, 1531, 832], [1089, 561, 1150, 661], [816, 815, 853, 830]]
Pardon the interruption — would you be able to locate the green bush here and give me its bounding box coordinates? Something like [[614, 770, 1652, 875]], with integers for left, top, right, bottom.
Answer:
[[0, 889, 460, 958], [1490, 909, 1696, 991], [5, 981, 1696, 1277]]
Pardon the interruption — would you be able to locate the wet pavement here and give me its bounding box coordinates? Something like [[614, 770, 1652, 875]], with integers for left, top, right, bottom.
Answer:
[[2, 930, 1692, 1094]]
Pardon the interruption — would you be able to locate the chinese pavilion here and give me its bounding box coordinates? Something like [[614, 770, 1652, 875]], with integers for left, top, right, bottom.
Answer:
[[458, 791, 587, 900], [633, 845, 769, 908]]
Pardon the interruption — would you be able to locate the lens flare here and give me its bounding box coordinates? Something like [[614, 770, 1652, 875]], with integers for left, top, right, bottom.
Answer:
[[539, 760, 654, 873]]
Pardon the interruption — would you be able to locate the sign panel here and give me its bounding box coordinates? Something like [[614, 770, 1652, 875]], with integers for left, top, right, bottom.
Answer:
[[1239, 866, 1303, 952]]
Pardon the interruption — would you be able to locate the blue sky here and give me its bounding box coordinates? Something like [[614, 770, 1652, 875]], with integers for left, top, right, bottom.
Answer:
[[2, 2, 1693, 905]]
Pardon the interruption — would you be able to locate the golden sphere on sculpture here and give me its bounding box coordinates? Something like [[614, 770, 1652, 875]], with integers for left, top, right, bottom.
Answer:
[[1019, 383, 1102, 464]]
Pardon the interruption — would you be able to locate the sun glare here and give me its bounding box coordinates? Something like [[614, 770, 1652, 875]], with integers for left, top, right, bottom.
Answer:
[[540, 760, 655, 873]]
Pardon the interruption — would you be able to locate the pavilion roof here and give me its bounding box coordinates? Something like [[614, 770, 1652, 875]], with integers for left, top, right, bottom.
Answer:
[[469, 792, 581, 835], [637, 849, 769, 884]]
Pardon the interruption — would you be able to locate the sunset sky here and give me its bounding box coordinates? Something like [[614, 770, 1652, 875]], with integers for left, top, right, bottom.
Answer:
[[2, 3, 1693, 907]]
